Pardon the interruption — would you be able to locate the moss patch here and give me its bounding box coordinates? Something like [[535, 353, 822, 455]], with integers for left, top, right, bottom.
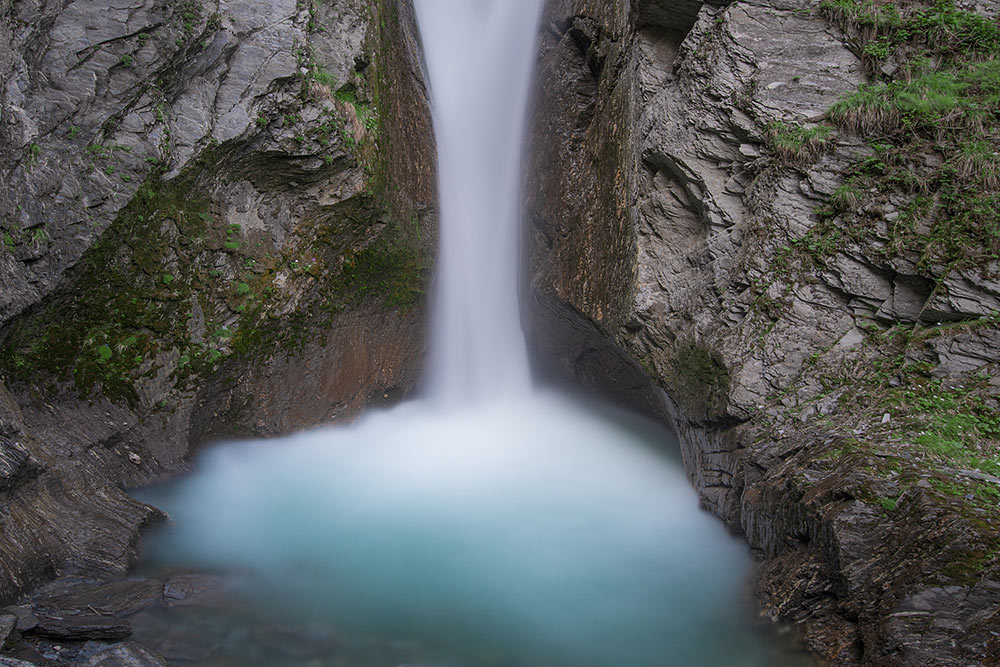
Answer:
[[0, 173, 219, 404], [667, 342, 731, 421]]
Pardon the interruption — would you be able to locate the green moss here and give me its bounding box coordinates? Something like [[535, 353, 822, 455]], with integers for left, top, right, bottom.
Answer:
[[227, 197, 428, 362], [666, 343, 731, 421], [941, 541, 1000, 583], [821, 438, 860, 461], [338, 225, 425, 308], [0, 173, 222, 403], [1, 5, 431, 407]]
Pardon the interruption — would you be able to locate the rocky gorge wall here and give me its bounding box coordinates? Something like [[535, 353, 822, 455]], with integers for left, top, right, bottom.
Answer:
[[0, 0, 434, 606], [526, 0, 1000, 664]]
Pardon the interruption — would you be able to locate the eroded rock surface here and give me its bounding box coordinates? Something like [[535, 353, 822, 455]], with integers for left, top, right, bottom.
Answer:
[[0, 0, 434, 617], [527, 0, 1000, 664]]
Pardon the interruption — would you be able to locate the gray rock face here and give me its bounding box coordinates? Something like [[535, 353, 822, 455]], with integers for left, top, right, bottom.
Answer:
[[0, 0, 435, 609], [0, 614, 16, 650], [527, 0, 1000, 664]]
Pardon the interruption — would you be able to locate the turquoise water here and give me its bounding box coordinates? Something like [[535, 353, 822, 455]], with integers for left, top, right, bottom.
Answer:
[[135, 393, 813, 666]]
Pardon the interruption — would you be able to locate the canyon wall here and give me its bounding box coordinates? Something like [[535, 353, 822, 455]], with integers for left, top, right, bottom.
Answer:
[[526, 0, 1000, 664], [0, 0, 433, 604]]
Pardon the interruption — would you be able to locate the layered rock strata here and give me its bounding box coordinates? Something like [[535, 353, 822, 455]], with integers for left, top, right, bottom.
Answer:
[[526, 0, 1000, 664], [0, 0, 433, 606]]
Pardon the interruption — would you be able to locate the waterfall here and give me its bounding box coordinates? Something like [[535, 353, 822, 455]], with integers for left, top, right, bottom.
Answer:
[[415, 0, 541, 404], [131, 4, 812, 665]]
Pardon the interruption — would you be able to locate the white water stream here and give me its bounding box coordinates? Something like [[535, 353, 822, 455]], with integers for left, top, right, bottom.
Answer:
[[135, 2, 813, 665], [420, 0, 535, 403]]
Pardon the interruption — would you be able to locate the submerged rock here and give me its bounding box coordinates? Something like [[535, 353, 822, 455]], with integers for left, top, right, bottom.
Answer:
[[160, 573, 224, 608], [84, 642, 166, 667], [33, 580, 163, 619]]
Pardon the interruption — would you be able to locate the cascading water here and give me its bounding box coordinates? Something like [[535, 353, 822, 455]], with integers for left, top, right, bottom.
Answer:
[[418, 0, 536, 403], [131, 3, 814, 666]]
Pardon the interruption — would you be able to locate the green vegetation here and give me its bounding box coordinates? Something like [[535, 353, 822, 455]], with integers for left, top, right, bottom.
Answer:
[[896, 378, 1000, 477], [311, 62, 336, 88], [879, 496, 898, 512], [828, 61, 1000, 136], [829, 183, 862, 211], [0, 176, 217, 403], [0, 0, 426, 408], [224, 223, 241, 250], [337, 221, 425, 308], [819, 0, 1000, 71], [803, 320, 1000, 506], [810, 0, 1000, 269], [954, 138, 1000, 189], [666, 343, 731, 421], [0, 173, 427, 406], [765, 122, 835, 165], [26, 142, 41, 166]]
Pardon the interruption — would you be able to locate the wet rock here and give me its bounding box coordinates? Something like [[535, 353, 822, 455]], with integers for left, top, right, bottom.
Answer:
[[32, 615, 131, 641], [0, 0, 433, 610], [84, 642, 166, 667], [0, 606, 35, 633], [0, 613, 16, 649], [34, 579, 163, 618], [148, 633, 215, 664]]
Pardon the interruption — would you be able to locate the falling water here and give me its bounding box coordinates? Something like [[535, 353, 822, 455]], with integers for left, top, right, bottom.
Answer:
[[130, 2, 815, 665], [419, 0, 538, 403]]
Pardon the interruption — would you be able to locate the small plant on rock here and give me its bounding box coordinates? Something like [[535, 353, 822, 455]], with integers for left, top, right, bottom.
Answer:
[[765, 122, 835, 165]]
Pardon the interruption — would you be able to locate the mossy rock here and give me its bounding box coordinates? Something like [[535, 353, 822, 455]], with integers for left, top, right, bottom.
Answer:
[[666, 342, 731, 422]]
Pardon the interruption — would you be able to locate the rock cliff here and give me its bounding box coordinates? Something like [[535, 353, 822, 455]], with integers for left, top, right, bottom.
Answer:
[[526, 0, 1000, 664], [0, 0, 433, 607]]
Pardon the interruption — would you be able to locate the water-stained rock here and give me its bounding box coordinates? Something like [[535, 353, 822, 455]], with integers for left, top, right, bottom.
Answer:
[[33, 579, 164, 618]]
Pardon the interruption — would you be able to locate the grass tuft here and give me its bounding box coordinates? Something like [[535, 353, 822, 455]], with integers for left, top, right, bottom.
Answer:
[[765, 122, 835, 165]]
